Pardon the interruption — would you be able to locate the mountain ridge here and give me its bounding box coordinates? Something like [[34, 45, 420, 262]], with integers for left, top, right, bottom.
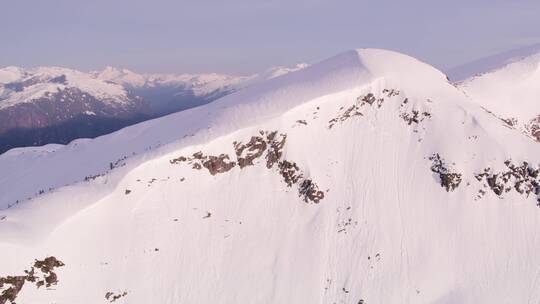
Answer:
[[1, 48, 540, 304], [458, 47, 540, 142]]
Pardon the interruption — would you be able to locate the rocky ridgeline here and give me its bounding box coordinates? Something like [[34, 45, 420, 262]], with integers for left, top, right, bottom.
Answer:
[[0, 256, 64, 304], [475, 160, 540, 204], [328, 89, 432, 130], [501, 117, 518, 128], [526, 116, 540, 142], [170, 131, 324, 204], [429, 154, 462, 192]]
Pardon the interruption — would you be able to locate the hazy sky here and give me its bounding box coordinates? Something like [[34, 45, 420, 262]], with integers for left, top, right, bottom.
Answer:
[[1, 0, 540, 74]]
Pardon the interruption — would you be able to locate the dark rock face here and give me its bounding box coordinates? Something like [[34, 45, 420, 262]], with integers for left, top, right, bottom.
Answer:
[[527, 116, 540, 142], [429, 153, 462, 192], [105, 291, 128, 303], [298, 178, 325, 203], [399, 109, 431, 125], [0, 256, 64, 304], [170, 152, 236, 175], [475, 160, 540, 204], [278, 160, 302, 187], [170, 130, 324, 204], [234, 135, 267, 169]]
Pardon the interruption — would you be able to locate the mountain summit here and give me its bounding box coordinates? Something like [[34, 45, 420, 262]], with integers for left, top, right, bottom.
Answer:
[[1, 49, 540, 304]]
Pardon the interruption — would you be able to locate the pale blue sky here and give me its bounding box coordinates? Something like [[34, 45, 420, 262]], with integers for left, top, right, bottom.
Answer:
[[1, 0, 539, 74]]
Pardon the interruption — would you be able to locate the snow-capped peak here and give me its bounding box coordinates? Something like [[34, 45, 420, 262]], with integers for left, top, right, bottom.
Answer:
[[2, 48, 540, 304], [93, 66, 148, 87], [0, 66, 130, 110]]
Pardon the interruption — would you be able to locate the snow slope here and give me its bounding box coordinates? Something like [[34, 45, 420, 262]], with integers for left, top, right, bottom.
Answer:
[[446, 43, 540, 81], [458, 49, 540, 142], [2, 49, 540, 304]]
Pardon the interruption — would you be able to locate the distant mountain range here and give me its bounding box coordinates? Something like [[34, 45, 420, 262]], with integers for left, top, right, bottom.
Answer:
[[0, 64, 307, 154]]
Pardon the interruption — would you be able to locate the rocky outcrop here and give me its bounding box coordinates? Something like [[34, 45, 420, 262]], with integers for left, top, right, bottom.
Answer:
[[328, 88, 434, 131], [0, 256, 64, 304], [475, 160, 540, 204], [105, 291, 128, 303], [429, 154, 462, 192], [526, 116, 540, 142], [170, 131, 324, 204]]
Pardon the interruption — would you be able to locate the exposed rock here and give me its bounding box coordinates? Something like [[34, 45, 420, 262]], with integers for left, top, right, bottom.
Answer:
[[475, 160, 540, 204], [0, 256, 64, 304], [202, 154, 236, 175], [328, 89, 402, 129], [170, 151, 236, 175], [105, 291, 128, 303], [526, 116, 540, 142], [278, 160, 303, 187], [298, 179, 325, 203], [328, 104, 363, 129], [234, 136, 267, 168], [169, 156, 187, 164], [265, 132, 287, 169], [169, 130, 323, 203], [501, 117, 518, 128], [429, 154, 462, 192], [0, 276, 26, 304], [382, 88, 400, 97], [399, 109, 431, 125]]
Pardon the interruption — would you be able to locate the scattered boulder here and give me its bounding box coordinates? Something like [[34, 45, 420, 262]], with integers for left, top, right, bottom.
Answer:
[[105, 291, 128, 303], [429, 154, 462, 192], [0, 256, 64, 304], [526, 116, 540, 142]]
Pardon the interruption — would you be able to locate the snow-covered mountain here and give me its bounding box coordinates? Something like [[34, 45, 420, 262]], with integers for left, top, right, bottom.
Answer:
[[2, 49, 540, 303], [0, 64, 306, 154], [456, 47, 540, 142], [446, 43, 540, 81]]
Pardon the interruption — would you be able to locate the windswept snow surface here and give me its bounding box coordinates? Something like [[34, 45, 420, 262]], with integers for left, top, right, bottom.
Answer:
[[458, 48, 540, 141], [447, 43, 540, 81], [1, 49, 540, 304]]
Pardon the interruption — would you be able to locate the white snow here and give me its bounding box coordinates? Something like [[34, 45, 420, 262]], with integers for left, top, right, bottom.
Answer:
[[0, 66, 130, 110], [446, 43, 540, 81], [1, 49, 540, 304], [458, 49, 540, 137], [93, 63, 308, 96], [0, 66, 25, 83]]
